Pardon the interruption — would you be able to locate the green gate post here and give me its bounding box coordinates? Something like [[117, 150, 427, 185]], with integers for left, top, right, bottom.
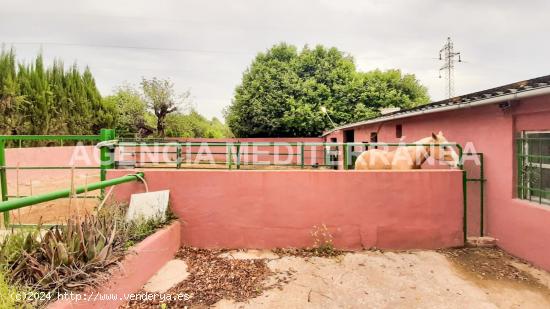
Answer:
[[300, 143, 305, 169], [99, 129, 116, 184], [343, 144, 349, 170], [227, 144, 233, 170], [0, 140, 9, 227], [462, 169, 468, 243], [236, 143, 241, 170], [323, 144, 328, 167], [479, 153, 485, 237], [176, 143, 182, 169]]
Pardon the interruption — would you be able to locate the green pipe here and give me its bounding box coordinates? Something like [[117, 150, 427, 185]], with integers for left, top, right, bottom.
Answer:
[[0, 172, 144, 213]]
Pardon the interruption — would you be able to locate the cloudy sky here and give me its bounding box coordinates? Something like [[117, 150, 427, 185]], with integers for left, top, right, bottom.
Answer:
[[1, 0, 549, 119]]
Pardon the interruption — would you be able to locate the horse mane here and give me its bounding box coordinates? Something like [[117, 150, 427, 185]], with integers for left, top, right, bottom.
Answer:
[[414, 136, 435, 144]]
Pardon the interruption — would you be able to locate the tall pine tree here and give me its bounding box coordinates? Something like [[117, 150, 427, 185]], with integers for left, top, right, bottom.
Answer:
[[0, 49, 115, 136]]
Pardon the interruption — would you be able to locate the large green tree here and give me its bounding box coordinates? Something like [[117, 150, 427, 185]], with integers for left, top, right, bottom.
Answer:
[[225, 43, 429, 137], [0, 49, 115, 136]]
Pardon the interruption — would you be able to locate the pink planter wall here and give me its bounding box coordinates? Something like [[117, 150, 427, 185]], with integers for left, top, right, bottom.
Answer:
[[109, 169, 464, 250]]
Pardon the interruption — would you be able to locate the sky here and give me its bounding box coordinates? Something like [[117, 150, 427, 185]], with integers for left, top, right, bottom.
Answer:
[[1, 0, 549, 120]]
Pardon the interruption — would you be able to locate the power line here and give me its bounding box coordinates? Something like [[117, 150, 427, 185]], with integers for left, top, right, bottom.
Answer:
[[438, 37, 462, 99], [3, 41, 254, 56]]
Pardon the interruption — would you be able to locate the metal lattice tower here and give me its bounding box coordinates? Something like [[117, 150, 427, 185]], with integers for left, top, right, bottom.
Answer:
[[439, 37, 462, 99]]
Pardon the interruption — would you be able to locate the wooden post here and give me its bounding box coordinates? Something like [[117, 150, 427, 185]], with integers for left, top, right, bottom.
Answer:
[[68, 165, 75, 218]]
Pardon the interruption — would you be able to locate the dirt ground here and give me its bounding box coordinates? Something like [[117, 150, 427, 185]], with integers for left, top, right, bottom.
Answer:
[[126, 247, 550, 309], [6, 172, 100, 225]]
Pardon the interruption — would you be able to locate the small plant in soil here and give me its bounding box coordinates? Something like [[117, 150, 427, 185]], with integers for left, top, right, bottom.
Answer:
[[311, 224, 337, 256], [274, 224, 342, 258]]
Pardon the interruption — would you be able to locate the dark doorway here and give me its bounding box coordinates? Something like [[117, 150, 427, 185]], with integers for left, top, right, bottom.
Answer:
[[370, 132, 378, 149], [396, 124, 402, 138], [344, 130, 355, 143]]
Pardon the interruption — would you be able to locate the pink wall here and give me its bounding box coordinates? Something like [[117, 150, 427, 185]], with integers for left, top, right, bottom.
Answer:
[[325, 95, 550, 271], [4, 146, 99, 186], [109, 169, 464, 250]]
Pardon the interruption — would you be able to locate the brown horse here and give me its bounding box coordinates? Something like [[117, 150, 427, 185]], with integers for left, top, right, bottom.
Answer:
[[354, 132, 459, 170]]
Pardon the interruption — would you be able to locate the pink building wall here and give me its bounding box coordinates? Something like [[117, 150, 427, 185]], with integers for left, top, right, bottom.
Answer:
[[109, 169, 464, 250], [325, 95, 550, 271]]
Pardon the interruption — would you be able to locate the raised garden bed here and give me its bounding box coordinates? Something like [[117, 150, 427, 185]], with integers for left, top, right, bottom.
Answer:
[[48, 221, 180, 309]]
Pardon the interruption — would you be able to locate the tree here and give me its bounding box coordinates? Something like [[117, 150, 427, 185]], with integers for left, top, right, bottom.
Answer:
[[106, 82, 233, 138], [225, 43, 429, 137], [165, 111, 234, 138], [140, 77, 190, 137], [0, 48, 114, 137], [103, 85, 147, 135]]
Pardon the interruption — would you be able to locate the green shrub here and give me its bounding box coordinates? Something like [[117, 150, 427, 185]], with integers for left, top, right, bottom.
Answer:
[[0, 271, 30, 309]]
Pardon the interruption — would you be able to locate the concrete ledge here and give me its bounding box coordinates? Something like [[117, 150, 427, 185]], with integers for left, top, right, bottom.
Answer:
[[48, 221, 181, 309]]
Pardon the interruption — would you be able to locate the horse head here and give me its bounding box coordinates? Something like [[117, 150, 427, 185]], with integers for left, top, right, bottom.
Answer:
[[429, 131, 460, 168]]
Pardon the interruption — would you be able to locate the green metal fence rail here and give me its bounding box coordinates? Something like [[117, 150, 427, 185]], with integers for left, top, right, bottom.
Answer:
[[114, 141, 464, 170], [0, 131, 111, 227], [516, 133, 550, 206]]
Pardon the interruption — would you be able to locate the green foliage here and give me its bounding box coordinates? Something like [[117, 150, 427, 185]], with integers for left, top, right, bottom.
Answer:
[[105, 81, 232, 138], [0, 271, 30, 309], [0, 48, 115, 136], [0, 229, 40, 266], [226, 43, 430, 137], [165, 111, 234, 138], [121, 212, 173, 249], [103, 85, 148, 135]]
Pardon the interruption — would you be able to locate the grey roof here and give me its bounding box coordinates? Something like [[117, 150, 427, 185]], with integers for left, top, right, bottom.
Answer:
[[323, 74, 550, 136]]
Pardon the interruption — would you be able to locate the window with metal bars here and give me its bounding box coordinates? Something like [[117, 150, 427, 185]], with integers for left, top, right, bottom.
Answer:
[[517, 131, 550, 205]]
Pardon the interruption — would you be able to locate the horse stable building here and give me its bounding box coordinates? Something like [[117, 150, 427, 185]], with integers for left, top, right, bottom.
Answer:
[[322, 75, 550, 271]]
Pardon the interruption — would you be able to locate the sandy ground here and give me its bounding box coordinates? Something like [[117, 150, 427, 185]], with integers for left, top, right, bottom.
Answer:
[[5, 173, 100, 225], [213, 249, 550, 309]]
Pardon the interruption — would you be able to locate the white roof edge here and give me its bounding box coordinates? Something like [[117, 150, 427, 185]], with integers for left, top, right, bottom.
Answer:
[[321, 85, 550, 137]]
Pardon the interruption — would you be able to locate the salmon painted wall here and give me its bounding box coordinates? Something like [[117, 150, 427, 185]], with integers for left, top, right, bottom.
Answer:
[[325, 95, 550, 271], [109, 169, 464, 250], [4, 146, 99, 185]]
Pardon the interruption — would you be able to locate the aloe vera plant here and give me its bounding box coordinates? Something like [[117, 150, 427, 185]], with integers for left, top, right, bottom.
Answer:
[[1, 215, 124, 296]]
